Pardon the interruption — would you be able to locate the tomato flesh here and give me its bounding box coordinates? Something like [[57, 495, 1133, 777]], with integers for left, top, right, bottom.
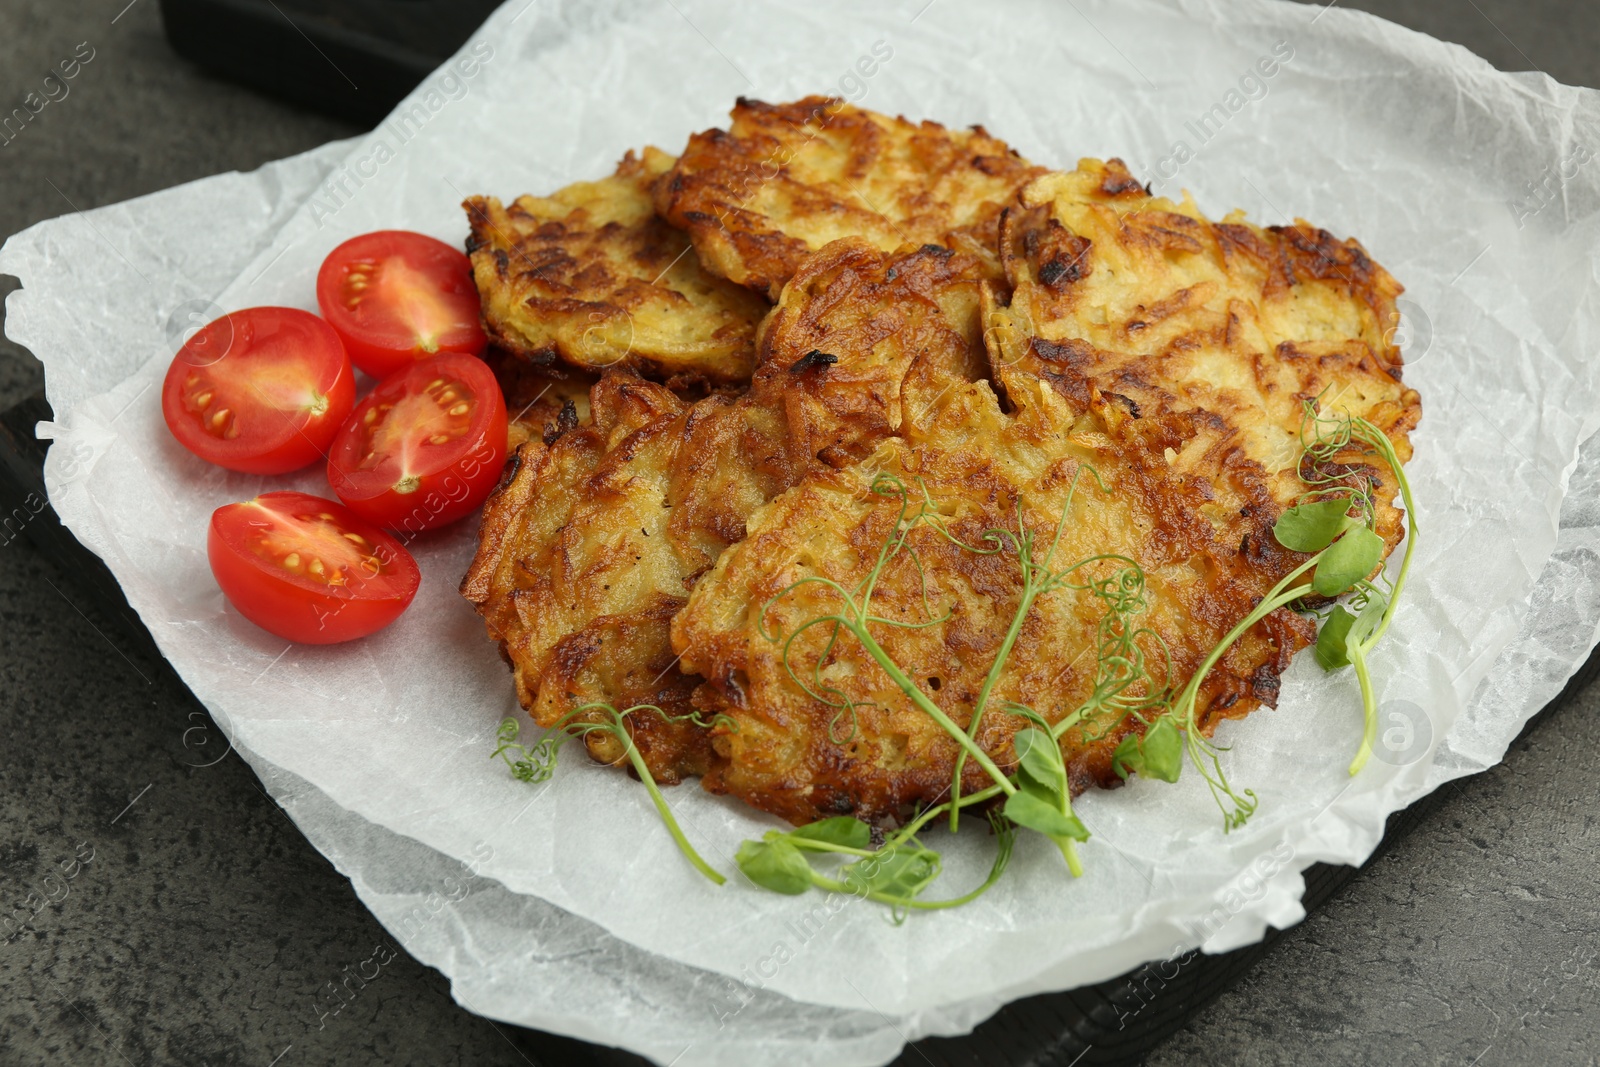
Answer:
[[208, 491, 419, 644], [161, 307, 355, 475], [316, 230, 487, 379], [327, 353, 507, 534]]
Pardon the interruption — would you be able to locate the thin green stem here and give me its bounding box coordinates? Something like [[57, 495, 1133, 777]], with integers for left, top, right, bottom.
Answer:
[[786, 838, 877, 858], [890, 782, 1008, 845], [620, 730, 726, 886], [1049, 707, 1089, 741], [1170, 561, 1315, 828], [1346, 644, 1378, 776], [809, 870, 1001, 911], [856, 486, 912, 611], [951, 576, 1037, 830], [1354, 425, 1417, 649], [951, 479, 1083, 830], [811, 826, 1014, 910], [1175, 558, 1318, 719], [853, 624, 1017, 795], [1057, 838, 1083, 877]]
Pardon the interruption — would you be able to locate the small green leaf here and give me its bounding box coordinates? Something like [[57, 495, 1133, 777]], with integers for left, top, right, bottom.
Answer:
[[789, 816, 871, 849], [1110, 732, 1143, 781], [1313, 526, 1385, 596], [1274, 496, 1355, 552], [1004, 788, 1090, 841], [1315, 606, 1356, 670], [1139, 717, 1183, 783], [735, 839, 814, 895], [1347, 590, 1388, 648], [1014, 727, 1066, 798], [844, 848, 939, 898], [1111, 718, 1182, 783]]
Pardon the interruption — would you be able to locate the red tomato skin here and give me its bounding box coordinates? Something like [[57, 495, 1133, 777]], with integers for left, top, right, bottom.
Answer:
[[207, 492, 420, 645], [315, 230, 487, 379], [161, 307, 355, 475], [326, 354, 507, 535]]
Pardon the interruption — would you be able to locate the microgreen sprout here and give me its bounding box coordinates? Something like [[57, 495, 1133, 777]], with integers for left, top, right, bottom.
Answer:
[[1167, 396, 1418, 825], [1293, 401, 1419, 774], [493, 706, 729, 885], [736, 810, 1016, 920]]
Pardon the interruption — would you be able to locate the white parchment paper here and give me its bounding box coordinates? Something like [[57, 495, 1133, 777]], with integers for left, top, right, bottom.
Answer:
[[5, 1, 1600, 1063]]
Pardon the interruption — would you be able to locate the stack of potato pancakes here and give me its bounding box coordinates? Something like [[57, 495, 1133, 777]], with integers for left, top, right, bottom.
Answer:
[[460, 96, 1419, 828]]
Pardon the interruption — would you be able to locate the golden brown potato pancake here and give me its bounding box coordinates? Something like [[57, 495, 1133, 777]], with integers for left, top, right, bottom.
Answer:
[[655, 96, 1047, 299], [987, 158, 1420, 560], [673, 379, 1319, 826], [462, 240, 989, 784], [464, 372, 715, 782], [465, 148, 769, 385], [669, 160, 1421, 827]]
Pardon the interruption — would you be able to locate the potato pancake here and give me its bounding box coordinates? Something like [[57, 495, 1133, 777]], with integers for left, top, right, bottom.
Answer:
[[462, 372, 714, 782], [462, 240, 989, 784], [673, 379, 1319, 826], [655, 96, 1047, 299], [465, 148, 768, 385], [987, 158, 1420, 559], [669, 159, 1420, 826]]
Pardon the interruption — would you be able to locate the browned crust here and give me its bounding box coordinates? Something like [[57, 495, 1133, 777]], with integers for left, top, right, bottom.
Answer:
[[462, 240, 990, 786], [655, 96, 1047, 299], [482, 346, 597, 452], [464, 148, 769, 386], [674, 378, 1326, 826]]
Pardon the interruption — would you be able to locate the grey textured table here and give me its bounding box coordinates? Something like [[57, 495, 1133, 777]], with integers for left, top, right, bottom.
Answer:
[[2, 1, 1597, 1064]]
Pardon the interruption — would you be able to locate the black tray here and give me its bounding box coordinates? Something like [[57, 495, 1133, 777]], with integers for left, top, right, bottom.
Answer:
[[159, 0, 504, 124], [5, 387, 1596, 1066]]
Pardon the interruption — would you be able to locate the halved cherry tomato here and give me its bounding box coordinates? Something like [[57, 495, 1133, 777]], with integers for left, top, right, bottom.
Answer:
[[161, 307, 355, 475], [326, 352, 507, 534], [316, 230, 487, 379], [208, 491, 420, 644]]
